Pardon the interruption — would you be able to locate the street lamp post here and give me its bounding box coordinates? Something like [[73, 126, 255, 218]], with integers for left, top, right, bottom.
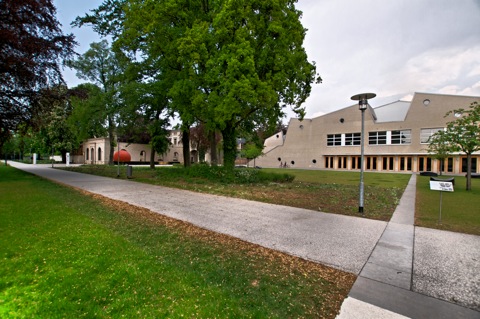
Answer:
[[351, 93, 376, 214]]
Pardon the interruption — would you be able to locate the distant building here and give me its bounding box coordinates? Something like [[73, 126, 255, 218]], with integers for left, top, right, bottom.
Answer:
[[73, 130, 204, 165], [255, 92, 480, 174]]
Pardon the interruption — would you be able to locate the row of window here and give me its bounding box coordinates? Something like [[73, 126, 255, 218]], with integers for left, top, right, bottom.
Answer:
[[327, 128, 443, 147], [85, 147, 102, 161], [324, 155, 477, 173]]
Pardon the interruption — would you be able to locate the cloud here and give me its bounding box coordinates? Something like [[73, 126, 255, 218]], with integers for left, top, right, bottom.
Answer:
[[55, 0, 480, 122], [398, 45, 480, 93], [295, 0, 480, 118]]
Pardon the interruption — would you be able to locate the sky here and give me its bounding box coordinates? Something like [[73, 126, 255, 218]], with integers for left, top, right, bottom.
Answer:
[[54, 0, 480, 120]]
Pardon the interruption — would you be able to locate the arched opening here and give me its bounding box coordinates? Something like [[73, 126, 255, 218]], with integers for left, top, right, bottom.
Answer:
[[86, 148, 89, 161], [91, 147, 94, 163], [190, 150, 198, 163], [98, 147, 102, 162]]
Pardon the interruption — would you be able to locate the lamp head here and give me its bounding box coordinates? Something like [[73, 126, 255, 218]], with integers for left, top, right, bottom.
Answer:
[[351, 92, 376, 111]]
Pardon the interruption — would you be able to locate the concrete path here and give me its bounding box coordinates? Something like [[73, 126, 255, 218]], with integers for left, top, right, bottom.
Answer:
[[7, 163, 480, 318], [338, 174, 479, 318]]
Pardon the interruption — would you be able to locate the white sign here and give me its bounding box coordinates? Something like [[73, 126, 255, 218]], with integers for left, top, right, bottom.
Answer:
[[429, 181, 454, 192]]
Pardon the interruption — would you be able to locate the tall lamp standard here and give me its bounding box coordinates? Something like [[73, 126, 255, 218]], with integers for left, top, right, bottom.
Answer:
[[351, 93, 376, 214]]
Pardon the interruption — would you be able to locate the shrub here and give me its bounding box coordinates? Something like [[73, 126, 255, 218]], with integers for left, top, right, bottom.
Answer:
[[179, 164, 294, 184]]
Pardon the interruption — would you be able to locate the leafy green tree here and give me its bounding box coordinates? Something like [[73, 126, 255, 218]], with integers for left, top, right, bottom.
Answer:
[[68, 84, 109, 142], [173, 0, 319, 170], [427, 129, 452, 176], [39, 88, 78, 162], [68, 40, 125, 164], [75, 0, 319, 170], [242, 142, 263, 167], [444, 101, 480, 190]]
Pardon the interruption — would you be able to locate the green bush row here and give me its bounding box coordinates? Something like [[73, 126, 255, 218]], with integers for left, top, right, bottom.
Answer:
[[167, 164, 295, 184]]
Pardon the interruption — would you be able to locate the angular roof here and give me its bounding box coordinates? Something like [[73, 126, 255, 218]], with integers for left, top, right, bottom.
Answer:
[[372, 100, 411, 123]]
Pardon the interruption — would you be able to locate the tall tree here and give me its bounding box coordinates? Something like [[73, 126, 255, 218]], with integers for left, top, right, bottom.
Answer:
[[76, 0, 319, 170], [68, 40, 124, 164], [444, 101, 480, 191], [36, 86, 79, 163], [0, 0, 76, 151], [68, 83, 109, 142], [129, 0, 319, 170]]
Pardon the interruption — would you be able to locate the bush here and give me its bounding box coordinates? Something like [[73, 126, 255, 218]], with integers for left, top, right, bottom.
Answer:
[[178, 164, 295, 184]]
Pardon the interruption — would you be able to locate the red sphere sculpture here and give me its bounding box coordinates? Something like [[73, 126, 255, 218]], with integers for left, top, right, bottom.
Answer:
[[113, 149, 131, 163]]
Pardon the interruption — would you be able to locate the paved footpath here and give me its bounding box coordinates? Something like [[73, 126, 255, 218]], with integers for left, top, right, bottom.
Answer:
[[7, 163, 480, 318]]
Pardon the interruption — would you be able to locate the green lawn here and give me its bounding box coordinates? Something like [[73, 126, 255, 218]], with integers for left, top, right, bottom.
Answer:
[[0, 165, 354, 318], [262, 168, 411, 188], [64, 165, 411, 221], [416, 175, 480, 235]]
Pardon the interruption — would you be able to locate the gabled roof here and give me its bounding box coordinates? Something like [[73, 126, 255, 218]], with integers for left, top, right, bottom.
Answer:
[[373, 100, 411, 123]]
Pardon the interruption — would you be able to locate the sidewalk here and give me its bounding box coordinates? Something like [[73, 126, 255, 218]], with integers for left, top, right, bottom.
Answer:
[[337, 174, 479, 318], [7, 163, 480, 318]]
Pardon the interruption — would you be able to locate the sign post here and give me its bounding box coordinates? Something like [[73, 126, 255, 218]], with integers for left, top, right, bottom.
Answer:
[[429, 181, 454, 224]]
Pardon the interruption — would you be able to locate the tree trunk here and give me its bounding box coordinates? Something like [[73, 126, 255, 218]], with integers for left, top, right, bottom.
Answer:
[[221, 123, 237, 171], [107, 115, 115, 165], [466, 153, 472, 191], [209, 130, 218, 166], [149, 148, 156, 169], [182, 128, 191, 168]]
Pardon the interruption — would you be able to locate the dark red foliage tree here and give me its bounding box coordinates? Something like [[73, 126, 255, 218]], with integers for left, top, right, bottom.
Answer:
[[0, 0, 76, 148]]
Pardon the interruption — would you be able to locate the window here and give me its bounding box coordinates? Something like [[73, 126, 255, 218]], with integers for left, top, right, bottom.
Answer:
[[420, 128, 443, 144], [345, 133, 361, 146], [399, 157, 412, 171], [98, 147, 102, 161], [391, 130, 411, 145], [327, 134, 341, 146], [351, 156, 361, 169], [86, 148, 89, 160], [383, 157, 394, 171], [418, 156, 432, 172], [439, 157, 454, 173], [461, 157, 478, 173], [325, 156, 334, 168], [366, 156, 377, 170], [369, 131, 387, 145]]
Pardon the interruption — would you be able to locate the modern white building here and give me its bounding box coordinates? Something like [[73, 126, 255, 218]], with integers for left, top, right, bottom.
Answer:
[[255, 92, 480, 174]]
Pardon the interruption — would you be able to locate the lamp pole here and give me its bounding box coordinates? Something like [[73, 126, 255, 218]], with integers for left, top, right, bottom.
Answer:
[[117, 136, 120, 178], [351, 93, 376, 214]]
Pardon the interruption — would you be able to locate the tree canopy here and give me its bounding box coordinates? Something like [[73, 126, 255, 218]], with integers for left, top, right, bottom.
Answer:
[[0, 0, 76, 148], [429, 101, 480, 190], [445, 102, 480, 190], [68, 40, 125, 164], [75, 0, 319, 170]]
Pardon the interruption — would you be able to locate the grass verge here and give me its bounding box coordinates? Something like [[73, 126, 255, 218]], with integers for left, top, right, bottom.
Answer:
[[416, 175, 480, 235], [0, 165, 355, 318], [63, 165, 410, 221]]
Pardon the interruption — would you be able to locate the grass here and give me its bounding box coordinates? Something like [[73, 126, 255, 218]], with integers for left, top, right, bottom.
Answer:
[[0, 165, 355, 318], [415, 175, 480, 235], [63, 165, 411, 221]]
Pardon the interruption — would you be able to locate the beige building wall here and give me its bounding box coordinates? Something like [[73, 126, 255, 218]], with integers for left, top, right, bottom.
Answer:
[[80, 130, 203, 165], [256, 92, 480, 174]]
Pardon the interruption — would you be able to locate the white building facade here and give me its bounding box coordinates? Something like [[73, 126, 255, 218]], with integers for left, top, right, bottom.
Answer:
[[255, 93, 480, 174]]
